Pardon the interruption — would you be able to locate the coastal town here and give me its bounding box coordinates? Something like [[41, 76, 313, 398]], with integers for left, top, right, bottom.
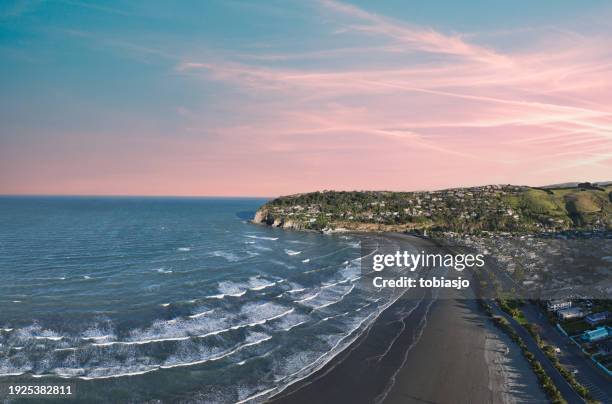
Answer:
[[442, 230, 612, 300], [255, 183, 612, 234]]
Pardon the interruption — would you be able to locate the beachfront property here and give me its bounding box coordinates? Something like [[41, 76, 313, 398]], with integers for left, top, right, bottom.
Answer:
[[547, 299, 572, 312], [585, 311, 610, 326], [557, 307, 585, 320], [581, 326, 612, 343]]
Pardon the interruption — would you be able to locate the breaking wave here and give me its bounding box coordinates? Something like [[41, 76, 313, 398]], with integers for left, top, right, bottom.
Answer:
[[284, 249, 301, 256], [245, 235, 278, 241]]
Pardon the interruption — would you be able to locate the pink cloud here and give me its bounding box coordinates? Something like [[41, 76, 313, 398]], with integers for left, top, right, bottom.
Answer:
[[3, 1, 611, 196]]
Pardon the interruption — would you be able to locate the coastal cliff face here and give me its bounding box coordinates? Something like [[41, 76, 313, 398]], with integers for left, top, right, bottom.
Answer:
[[252, 182, 612, 234], [252, 208, 305, 230]]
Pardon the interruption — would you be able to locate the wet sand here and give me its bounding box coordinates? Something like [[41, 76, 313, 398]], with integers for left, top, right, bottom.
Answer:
[[269, 234, 546, 404]]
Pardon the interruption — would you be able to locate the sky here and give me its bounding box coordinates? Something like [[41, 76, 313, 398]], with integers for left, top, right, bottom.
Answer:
[[1, 0, 611, 196]]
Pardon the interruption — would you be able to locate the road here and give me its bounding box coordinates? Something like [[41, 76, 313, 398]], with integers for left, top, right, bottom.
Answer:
[[490, 303, 584, 404], [522, 303, 612, 404]]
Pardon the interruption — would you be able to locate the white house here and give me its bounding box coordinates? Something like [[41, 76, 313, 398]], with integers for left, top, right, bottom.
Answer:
[[546, 299, 572, 312]]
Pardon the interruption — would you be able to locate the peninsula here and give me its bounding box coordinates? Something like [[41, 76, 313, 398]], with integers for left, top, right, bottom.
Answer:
[[253, 182, 612, 234]]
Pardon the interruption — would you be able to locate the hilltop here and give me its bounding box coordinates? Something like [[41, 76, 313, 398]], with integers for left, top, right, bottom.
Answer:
[[252, 182, 612, 234]]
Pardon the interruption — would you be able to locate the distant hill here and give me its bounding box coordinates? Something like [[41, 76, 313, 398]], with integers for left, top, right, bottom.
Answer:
[[253, 182, 612, 233], [542, 181, 612, 189]]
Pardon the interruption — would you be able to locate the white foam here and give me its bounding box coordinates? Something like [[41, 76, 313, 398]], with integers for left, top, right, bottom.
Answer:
[[207, 276, 278, 299], [92, 335, 191, 347], [245, 235, 278, 241], [93, 306, 292, 348], [0, 371, 26, 377], [161, 303, 170, 307], [82, 335, 111, 341], [177, 247, 191, 252], [77, 367, 159, 380], [321, 279, 347, 289], [248, 277, 277, 291], [312, 285, 355, 311], [160, 335, 273, 370], [208, 291, 246, 299], [188, 309, 214, 319], [250, 283, 275, 291], [235, 386, 277, 404], [33, 336, 63, 341], [271, 310, 378, 392], [196, 308, 295, 338], [295, 292, 321, 303], [282, 320, 309, 331], [54, 347, 78, 352], [285, 249, 301, 256], [207, 280, 248, 299]]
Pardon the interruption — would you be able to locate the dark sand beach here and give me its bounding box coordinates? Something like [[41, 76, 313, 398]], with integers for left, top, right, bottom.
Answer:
[[270, 235, 546, 404]]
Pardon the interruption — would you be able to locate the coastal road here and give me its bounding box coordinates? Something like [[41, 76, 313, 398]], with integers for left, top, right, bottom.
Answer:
[[491, 304, 584, 404], [521, 304, 612, 404]]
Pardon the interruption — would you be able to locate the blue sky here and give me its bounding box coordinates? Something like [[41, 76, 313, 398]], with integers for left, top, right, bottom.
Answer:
[[1, 1, 611, 195]]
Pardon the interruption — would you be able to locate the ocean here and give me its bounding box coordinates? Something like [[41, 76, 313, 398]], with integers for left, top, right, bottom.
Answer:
[[0, 197, 402, 402]]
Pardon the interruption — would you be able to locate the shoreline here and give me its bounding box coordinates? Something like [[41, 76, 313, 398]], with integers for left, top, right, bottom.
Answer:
[[268, 234, 546, 404]]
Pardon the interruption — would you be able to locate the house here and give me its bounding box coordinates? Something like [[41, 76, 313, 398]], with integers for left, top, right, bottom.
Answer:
[[547, 299, 572, 312], [581, 326, 612, 343], [557, 307, 584, 320], [585, 311, 610, 326]]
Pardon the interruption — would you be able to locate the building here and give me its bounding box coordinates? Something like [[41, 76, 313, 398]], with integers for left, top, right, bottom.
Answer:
[[585, 311, 610, 326], [581, 326, 612, 343], [547, 299, 572, 312], [557, 307, 584, 320]]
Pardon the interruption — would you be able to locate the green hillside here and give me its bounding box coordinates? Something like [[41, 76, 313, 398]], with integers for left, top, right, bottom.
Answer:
[[253, 183, 612, 233]]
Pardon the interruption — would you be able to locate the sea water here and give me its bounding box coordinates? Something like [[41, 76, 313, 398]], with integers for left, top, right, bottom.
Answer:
[[0, 197, 399, 402]]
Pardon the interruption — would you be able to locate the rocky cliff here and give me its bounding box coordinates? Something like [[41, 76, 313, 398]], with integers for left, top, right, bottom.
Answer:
[[252, 208, 306, 230]]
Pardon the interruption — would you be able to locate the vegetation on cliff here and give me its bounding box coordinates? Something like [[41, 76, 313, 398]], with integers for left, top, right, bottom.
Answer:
[[253, 182, 612, 233]]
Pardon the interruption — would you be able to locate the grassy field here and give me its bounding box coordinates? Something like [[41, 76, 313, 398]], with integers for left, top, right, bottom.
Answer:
[[506, 185, 612, 228]]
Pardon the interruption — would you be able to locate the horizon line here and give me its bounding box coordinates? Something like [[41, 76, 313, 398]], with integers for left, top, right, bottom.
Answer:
[[1, 179, 609, 199], [0, 193, 275, 199]]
